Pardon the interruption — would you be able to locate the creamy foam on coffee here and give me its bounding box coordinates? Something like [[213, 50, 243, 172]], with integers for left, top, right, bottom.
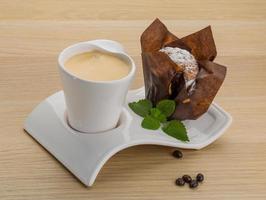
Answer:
[[64, 51, 130, 81]]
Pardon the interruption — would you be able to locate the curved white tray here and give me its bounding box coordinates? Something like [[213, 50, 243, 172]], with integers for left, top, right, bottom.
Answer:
[[24, 87, 232, 186]]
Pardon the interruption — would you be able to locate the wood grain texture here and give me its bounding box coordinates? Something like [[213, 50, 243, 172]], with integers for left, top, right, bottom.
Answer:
[[0, 1, 266, 199]]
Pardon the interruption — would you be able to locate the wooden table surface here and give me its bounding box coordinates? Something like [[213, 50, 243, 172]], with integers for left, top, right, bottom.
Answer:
[[1, 1, 266, 199]]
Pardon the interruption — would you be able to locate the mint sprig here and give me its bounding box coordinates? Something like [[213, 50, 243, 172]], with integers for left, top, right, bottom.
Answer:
[[128, 98, 189, 142], [128, 99, 152, 117], [156, 99, 176, 117], [150, 108, 167, 123], [162, 120, 189, 142], [141, 115, 161, 130]]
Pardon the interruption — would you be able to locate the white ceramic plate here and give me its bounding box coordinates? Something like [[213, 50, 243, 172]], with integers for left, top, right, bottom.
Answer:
[[24, 87, 232, 186]]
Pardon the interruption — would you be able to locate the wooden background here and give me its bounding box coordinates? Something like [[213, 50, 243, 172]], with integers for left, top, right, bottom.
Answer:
[[0, 0, 266, 199]]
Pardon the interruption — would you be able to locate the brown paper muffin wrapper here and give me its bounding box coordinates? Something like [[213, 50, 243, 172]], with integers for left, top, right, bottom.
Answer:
[[141, 19, 226, 120]]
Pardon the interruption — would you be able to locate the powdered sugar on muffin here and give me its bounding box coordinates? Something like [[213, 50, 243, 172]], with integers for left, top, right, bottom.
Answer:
[[159, 47, 199, 93]]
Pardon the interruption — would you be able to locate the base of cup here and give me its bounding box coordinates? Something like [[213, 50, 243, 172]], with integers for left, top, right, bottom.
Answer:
[[64, 110, 128, 134]]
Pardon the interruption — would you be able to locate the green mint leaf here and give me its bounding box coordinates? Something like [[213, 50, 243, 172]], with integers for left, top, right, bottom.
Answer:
[[162, 120, 189, 142], [156, 99, 176, 117], [141, 115, 161, 130], [150, 108, 167, 123], [128, 99, 152, 117]]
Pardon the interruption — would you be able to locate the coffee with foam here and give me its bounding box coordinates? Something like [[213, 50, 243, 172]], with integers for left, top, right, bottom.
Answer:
[[64, 51, 130, 81]]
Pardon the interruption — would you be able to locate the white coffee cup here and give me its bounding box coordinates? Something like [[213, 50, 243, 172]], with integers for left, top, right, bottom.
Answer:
[[58, 40, 136, 133]]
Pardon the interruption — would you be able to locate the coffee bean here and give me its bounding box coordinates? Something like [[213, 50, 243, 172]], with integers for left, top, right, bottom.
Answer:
[[175, 178, 185, 186], [172, 150, 183, 159], [189, 180, 198, 188], [182, 175, 192, 183], [196, 173, 204, 182]]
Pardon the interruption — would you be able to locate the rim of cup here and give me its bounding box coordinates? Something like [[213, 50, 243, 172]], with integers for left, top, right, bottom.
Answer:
[[58, 40, 136, 85]]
